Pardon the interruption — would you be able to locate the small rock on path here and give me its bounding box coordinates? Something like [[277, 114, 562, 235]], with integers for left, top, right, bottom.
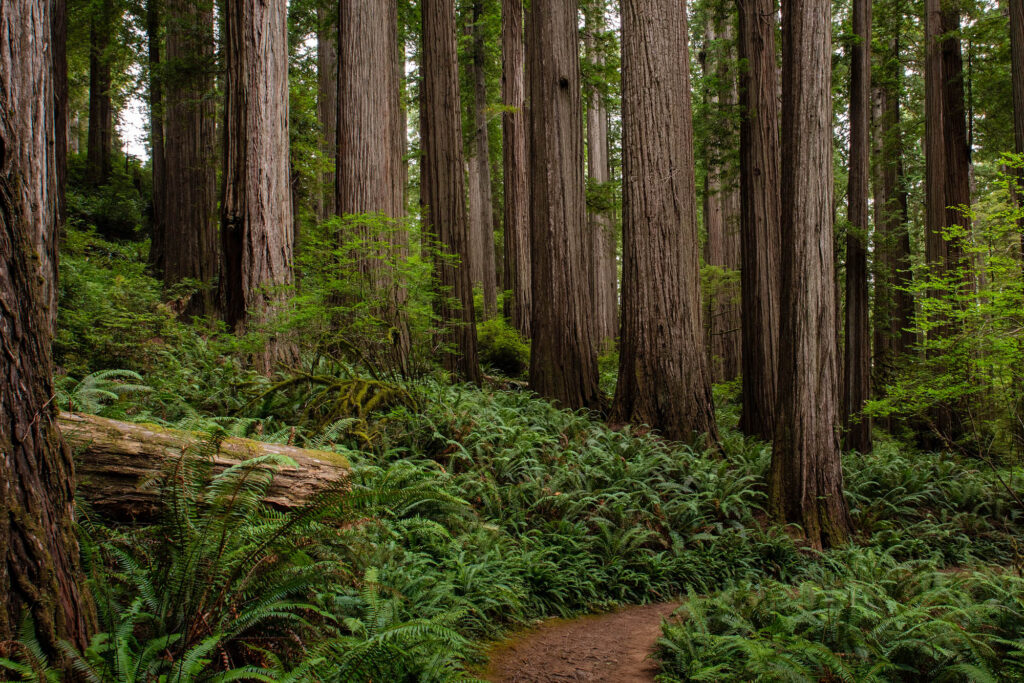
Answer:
[[482, 602, 679, 682]]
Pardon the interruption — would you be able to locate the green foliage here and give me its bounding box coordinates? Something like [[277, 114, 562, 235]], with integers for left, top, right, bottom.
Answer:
[[475, 318, 530, 378], [55, 369, 152, 416]]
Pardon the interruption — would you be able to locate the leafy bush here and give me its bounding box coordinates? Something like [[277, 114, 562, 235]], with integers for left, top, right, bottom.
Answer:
[[476, 318, 530, 378]]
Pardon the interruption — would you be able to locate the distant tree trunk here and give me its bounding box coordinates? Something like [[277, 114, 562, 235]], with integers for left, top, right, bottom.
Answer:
[[501, 0, 530, 337], [220, 0, 296, 373], [1, 0, 96, 657], [421, 0, 481, 383], [941, 5, 971, 267], [843, 0, 872, 453], [736, 0, 782, 442], [770, 0, 851, 550], [526, 0, 600, 409], [468, 1, 498, 318], [163, 0, 217, 318], [924, 0, 947, 279], [54, 0, 68, 226], [1014, 0, 1024, 215], [87, 0, 114, 184], [614, 0, 718, 443], [317, 2, 337, 221], [147, 0, 166, 276], [337, 0, 410, 372]]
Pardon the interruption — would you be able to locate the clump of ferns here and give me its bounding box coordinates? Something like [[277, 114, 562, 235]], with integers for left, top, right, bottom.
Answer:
[[55, 369, 152, 416]]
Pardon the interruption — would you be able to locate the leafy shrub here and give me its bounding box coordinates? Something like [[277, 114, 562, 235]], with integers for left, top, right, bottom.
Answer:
[[476, 318, 530, 378]]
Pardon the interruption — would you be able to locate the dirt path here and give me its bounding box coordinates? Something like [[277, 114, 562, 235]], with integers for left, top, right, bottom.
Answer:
[[482, 602, 679, 682]]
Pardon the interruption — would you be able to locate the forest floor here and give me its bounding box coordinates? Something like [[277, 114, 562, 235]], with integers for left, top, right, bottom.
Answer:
[[482, 602, 679, 682]]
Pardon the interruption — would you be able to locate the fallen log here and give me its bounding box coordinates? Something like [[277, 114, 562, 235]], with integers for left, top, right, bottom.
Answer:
[[60, 412, 350, 522]]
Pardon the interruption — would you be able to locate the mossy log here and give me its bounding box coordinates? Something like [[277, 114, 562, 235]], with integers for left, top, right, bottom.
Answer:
[[60, 412, 349, 521]]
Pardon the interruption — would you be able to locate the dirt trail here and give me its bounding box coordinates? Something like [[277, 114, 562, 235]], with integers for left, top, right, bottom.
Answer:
[[482, 602, 679, 682]]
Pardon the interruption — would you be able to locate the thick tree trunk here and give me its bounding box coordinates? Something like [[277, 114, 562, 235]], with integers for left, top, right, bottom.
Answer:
[[468, 1, 498, 319], [501, 0, 531, 337], [614, 0, 718, 443], [526, 0, 600, 409], [924, 0, 948, 277], [87, 0, 114, 185], [736, 0, 782, 442], [163, 0, 218, 318], [61, 413, 348, 522], [220, 0, 296, 373], [147, 0, 166, 276], [317, 3, 338, 221], [770, 0, 852, 549], [1, 0, 96, 656], [584, 24, 618, 352], [941, 5, 971, 266], [421, 0, 482, 384], [843, 0, 872, 453]]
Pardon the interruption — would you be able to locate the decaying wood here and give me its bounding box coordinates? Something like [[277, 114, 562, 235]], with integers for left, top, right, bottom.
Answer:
[[61, 412, 349, 521]]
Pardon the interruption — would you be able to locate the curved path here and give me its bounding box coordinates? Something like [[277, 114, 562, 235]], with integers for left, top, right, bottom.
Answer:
[[482, 602, 679, 682]]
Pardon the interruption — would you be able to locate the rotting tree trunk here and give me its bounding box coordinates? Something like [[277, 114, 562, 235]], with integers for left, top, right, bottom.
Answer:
[[317, 2, 338, 221], [526, 0, 600, 410], [220, 0, 296, 373], [468, 0, 498, 318], [87, 0, 114, 185], [147, 0, 166, 276], [736, 0, 782, 442], [770, 0, 852, 550], [163, 0, 218, 318], [421, 0, 482, 384], [337, 0, 411, 373], [61, 413, 348, 522], [501, 0, 530, 337], [614, 0, 719, 443], [1, 0, 96, 657], [844, 0, 872, 453]]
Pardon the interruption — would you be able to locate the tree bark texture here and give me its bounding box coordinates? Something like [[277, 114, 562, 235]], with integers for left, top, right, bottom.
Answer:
[[526, 0, 600, 410], [317, 2, 338, 221], [468, 1, 499, 319], [163, 0, 218, 318], [61, 412, 349, 523], [501, 0, 530, 338], [614, 0, 719, 443], [770, 0, 852, 549], [421, 0, 482, 384], [736, 0, 782, 442], [584, 25, 618, 352], [843, 0, 872, 453], [147, 0, 167, 277], [87, 0, 114, 185], [1, 0, 96, 655], [220, 0, 296, 373], [1013, 0, 1024, 242]]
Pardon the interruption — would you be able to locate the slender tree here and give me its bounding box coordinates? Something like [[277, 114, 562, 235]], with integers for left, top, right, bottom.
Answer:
[[736, 0, 782, 442], [87, 0, 115, 184], [614, 0, 718, 442], [1014, 0, 1024, 235], [844, 0, 872, 452], [501, 0, 530, 337], [317, 1, 338, 221], [147, 0, 166, 275], [526, 0, 600, 409], [220, 0, 296, 372], [770, 0, 852, 549], [1, 0, 96, 656], [163, 0, 217, 317], [421, 0, 482, 383]]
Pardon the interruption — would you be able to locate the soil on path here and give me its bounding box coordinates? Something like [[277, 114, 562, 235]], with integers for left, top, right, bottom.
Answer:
[[482, 602, 679, 682]]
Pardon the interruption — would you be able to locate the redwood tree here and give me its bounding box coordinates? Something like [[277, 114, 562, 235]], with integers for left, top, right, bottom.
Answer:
[[221, 0, 296, 372], [770, 0, 852, 549], [317, 1, 338, 221], [614, 0, 718, 443], [1014, 0, 1024, 214], [736, 0, 782, 442], [1, 0, 95, 656], [147, 0, 166, 275], [87, 0, 115, 185], [421, 0, 482, 383], [526, 0, 600, 409]]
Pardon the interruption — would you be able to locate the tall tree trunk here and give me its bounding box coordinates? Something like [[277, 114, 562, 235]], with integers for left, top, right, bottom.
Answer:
[[1, 0, 96, 657], [844, 0, 872, 452], [1014, 0, 1024, 219], [54, 0, 68, 229], [87, 0, 114, 184], [163, 0, 217, 318], [614, 0, 718, 443], [317, 2, 338, 222], [770, 0, 852, 550], [337, 0, 410, 373], [220, 0, 296, 373], [501, 0, 530, 337], [147, 0, 166, 276], [584, 22, 618, 352], [736, 0, 782, 442], [421, 0, 482, 383], [468, 1, 498, 318], [924, 0, 948, 279], [526, 0, 600, 409], [941, 5, 971, 266]]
